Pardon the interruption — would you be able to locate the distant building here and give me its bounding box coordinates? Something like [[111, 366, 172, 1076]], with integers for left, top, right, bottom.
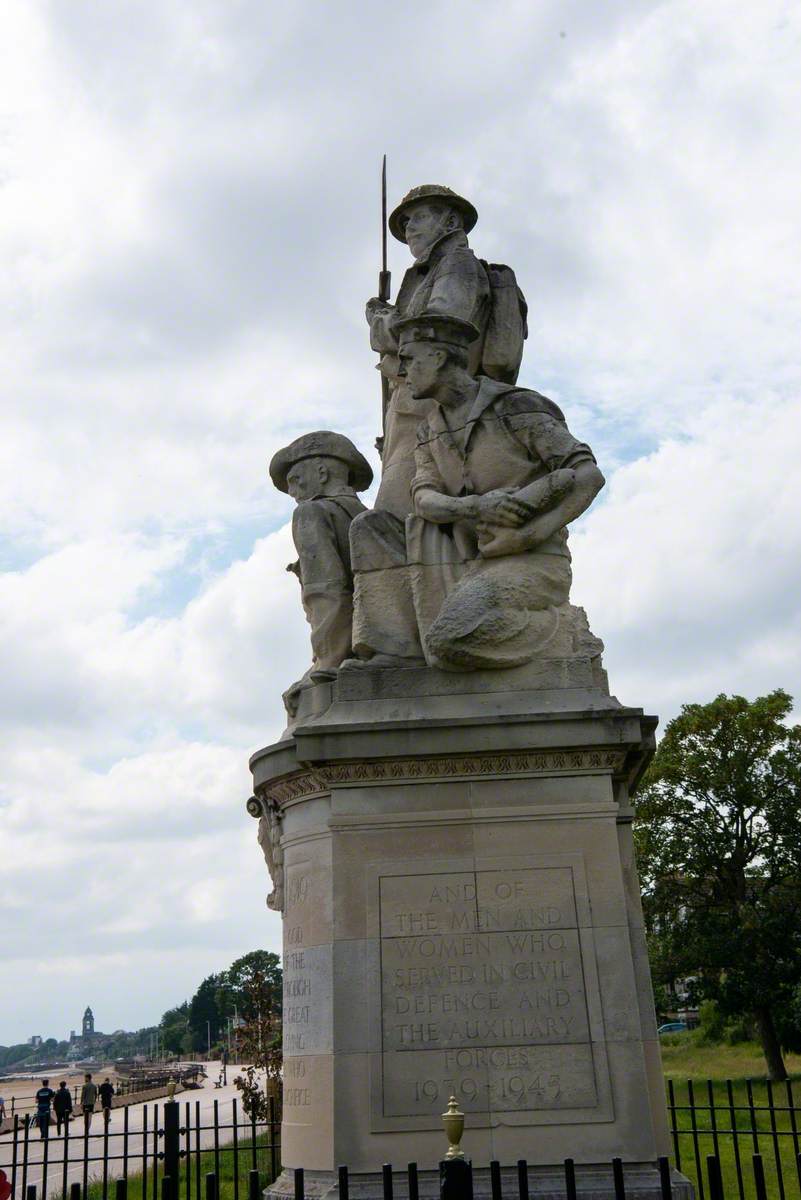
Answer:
[[82, 1006, 95, 1037], [29, 1035, 42, 1047]]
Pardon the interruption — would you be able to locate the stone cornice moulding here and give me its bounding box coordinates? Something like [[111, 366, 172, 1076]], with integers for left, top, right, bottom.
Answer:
[[246, 747, 628, 816]]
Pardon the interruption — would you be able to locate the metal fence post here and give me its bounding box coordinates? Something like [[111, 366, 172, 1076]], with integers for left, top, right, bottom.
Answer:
[[163, 1098, 181, 1200], [657, 1156, 672, 1200], [752, 1154, 768, 1200], [516, 1160, 529, 1200], [706, 1156, 724, 1200], [564, 1158, 577, 1200], [269, 1096, 278, 1184], [440, 1157, 471, 1200]]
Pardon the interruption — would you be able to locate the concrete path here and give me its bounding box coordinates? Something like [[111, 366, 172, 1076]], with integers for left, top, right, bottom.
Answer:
[[0, 1064, 274, 1199]]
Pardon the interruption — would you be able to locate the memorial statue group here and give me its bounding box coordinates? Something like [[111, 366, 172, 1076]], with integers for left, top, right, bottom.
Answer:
[[270, 185, 604, 717]]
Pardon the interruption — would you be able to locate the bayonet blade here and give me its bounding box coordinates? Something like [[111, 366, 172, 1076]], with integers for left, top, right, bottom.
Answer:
[[381, 154, 388, 275], [378, 154, 391, 303]]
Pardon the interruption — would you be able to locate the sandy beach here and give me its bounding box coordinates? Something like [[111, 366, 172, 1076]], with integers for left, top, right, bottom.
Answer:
[[0, 1070, 124, 1120]]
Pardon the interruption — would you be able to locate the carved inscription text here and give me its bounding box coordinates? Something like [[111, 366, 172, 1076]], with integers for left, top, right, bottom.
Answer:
[[283, 867, 312, 1054], [379, 867, 597, 1117]]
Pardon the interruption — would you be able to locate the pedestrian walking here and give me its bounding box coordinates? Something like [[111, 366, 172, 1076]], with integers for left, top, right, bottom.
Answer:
[[34, 1079, 55, 1139], [98, 1078, 114, 1125], [53, 1081, 73, 1135], [80, 1073, 98, 1132], [0, 1095, 6, 1123]]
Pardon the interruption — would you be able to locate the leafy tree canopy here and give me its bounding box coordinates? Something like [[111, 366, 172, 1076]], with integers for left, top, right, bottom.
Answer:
[[635, 690, 801, 1080], [218, 951, 282, 1022], [188, 973, 224, 1051], [179, 952, 282, 1055]]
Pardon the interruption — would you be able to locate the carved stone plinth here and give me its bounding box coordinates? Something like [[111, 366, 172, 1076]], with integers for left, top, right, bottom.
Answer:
[[248, 661, 692, 1199]]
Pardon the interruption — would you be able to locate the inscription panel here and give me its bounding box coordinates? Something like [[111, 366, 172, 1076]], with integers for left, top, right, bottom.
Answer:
[[280, 851, 334, 1169], [379, 868, 598, 1119], [282, 862, 333, 1059]]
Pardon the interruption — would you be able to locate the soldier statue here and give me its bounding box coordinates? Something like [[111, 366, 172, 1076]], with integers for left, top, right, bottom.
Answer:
[[265, 183, 603, 698], [366, 184, 527, 519]]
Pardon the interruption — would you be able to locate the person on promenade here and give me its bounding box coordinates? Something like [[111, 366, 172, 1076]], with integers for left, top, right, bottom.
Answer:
[[98, 1078, 114, 1125], [80, 1073, 98, 1132], [53, 1081, 73, 1135], [34, 1079, 55, 1139]]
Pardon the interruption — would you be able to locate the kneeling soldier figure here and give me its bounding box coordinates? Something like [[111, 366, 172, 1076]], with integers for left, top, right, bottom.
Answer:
[[349, 314, 604, 671]]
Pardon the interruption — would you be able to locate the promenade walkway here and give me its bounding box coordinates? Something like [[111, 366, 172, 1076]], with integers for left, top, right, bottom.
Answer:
[[0, 1063, 269, 1199]]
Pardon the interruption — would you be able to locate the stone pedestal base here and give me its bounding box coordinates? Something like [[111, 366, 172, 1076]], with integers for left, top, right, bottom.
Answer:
[[266, 1162, 691, 1200], [249, 658, 691, 1195]]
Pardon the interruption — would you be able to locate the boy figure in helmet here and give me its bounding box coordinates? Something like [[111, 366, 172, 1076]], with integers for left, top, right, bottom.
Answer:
[[269, 432, 373, 715]]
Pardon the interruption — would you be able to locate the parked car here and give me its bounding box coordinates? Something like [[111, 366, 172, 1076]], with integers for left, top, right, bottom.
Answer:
[[657, 1021, 688, 1034]]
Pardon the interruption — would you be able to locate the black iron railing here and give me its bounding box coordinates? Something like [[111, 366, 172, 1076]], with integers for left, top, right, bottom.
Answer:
[[12, 1154, 797, 1200], [4, 1077, 801, 1200], [667, 1078, 801, 1200], [0, 1096, 279, 1200], [314, 1157, 797, 1200]]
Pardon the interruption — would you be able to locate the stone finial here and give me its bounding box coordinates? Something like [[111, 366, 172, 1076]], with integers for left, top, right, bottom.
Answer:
[[441, 1095, 465, 1160]]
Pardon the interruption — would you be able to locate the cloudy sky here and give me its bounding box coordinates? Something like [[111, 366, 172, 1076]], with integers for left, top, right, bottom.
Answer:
[[1, 0, 799, 1047]]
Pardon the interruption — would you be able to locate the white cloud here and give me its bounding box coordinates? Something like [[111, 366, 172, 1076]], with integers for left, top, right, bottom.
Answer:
[[0, 734, 283, 1038], [573, 393, 801, 714], [1, 0, 800, 1044]]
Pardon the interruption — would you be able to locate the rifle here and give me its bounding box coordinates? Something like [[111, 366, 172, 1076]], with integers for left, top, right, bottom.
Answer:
[[378, 154, 391, 448]]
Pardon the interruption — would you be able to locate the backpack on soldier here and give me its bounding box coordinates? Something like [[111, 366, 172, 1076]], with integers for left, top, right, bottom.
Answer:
[[479, 261, 528, 384]]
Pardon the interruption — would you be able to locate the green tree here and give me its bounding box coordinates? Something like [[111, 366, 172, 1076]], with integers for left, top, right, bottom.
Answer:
[[232, 960, 283, 1120], [0, 1044, 33, 1068], [221, 951, 282, 1022], [161, 1002, 191, 1056], [182, 953, 283, 1056], [189, 974, 223, 1053], [635, 690, 801, 1080]]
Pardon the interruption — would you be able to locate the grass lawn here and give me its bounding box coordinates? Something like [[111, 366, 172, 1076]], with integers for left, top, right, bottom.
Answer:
[[84, 1132, 278, 1200], [660, 1037, 801, 1082], [659, 1035, 801, 1200]]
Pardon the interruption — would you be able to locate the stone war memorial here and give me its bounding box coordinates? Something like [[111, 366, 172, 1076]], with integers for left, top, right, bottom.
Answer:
[[247, 182, 690, 1199]]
